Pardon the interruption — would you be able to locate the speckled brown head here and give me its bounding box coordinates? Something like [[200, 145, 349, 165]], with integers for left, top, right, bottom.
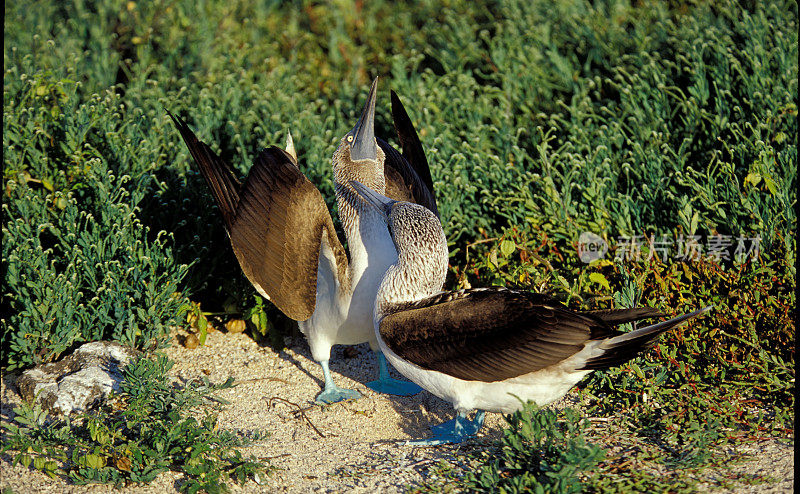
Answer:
[[333, 77, 386, 184], [334, 77, 387, 233]]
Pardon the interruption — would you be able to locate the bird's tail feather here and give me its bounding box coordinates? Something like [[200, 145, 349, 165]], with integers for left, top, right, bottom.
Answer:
[[583, 307, 665, 325], [579, 306, 712, 370]]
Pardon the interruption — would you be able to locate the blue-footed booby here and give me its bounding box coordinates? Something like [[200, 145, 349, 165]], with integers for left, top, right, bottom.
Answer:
[[348, 180, 712, 445], [169, 78, 438, 404]]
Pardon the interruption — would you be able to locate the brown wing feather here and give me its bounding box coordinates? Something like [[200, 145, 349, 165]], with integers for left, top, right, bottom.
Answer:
[[378, 91, 438, 216], [170, 113, 347, 321], [391, 91, 435, 197], [229, 147, 349, 321], [169, 112, 241, 228], [582, 307, 664, 324], [380, 289, 614, 382]]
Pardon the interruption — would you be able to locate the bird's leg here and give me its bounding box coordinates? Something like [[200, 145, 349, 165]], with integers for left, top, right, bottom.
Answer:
[[314, 360, 362, 404], [430, 409, 485, 436], [473, 410, 486, 429], [408, 410, 485, 446], [365, 351, 423, 396]]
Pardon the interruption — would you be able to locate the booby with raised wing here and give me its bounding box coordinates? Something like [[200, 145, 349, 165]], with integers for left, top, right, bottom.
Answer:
[[348, 180, 712, 445], [169, 78, 437, 404]]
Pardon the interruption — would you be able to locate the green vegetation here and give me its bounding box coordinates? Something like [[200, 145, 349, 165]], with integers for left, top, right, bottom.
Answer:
[[1, 354, 270, 492], [465, 404, 605, 493], [3, 0, 795, 491]]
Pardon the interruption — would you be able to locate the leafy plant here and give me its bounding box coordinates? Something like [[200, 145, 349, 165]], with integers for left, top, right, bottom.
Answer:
[[1, 354, 270, 492], [466, 403, 605, 493], [2, 0, 795, 490]]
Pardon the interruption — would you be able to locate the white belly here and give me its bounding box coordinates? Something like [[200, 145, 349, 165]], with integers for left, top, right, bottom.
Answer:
[[300, 213, 397, 360], [377, 336, 592, 414], [339, 216, 397, 345]]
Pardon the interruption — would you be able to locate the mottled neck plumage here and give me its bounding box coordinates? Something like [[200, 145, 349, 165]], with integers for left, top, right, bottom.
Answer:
[[333, 143, 387, 238], [377, 204, 449, 316]]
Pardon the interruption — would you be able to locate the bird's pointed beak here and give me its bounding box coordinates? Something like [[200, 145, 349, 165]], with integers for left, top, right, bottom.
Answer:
[[348, 77, 378, 161], [348, 180, 394, 219]]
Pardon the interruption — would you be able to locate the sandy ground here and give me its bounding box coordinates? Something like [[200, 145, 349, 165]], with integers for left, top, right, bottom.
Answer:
[[0, 329, 794, 493]]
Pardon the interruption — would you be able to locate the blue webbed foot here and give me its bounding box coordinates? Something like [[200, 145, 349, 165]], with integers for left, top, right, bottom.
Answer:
[[314, 359, 361, 404], [429, 416, 481, 436], [367, 351, 422, 396], [366, 377, 423, 396], [408, 411, 486, 446], [315, 385, 362, 404]]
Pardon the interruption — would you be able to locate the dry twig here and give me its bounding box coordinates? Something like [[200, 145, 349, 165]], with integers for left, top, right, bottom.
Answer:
[[265, 396, 326, 438], [239, 376, 291, 385]]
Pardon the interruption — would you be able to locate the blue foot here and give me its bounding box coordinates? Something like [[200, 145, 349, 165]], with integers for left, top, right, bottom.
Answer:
[[315, 385, 362, 404], [366, 377, 423, 396], [429, 416, 480, 436], [367, 351, 422, 396], [314, 359, 362, 404], [409, 411, 485, 446]]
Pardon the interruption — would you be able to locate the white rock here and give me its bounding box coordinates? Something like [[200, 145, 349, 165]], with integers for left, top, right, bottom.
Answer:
[[17, 341, 139, 415]]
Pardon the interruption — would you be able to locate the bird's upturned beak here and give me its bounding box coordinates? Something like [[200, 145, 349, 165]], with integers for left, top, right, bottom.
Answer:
[[348, 180, 394, 219], [348, 77, 378, 161]]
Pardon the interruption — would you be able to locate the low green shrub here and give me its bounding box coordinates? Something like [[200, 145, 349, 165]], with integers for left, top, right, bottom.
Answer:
[[1, 177, 188, 370], [465, 403, 604, 493], [1, 353, 270, 492], [2, 2, 796, 489], [2, 68, 191, 369]]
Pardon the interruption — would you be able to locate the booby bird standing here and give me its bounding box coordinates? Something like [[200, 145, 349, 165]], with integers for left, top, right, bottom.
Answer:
[[169, 78, 438, 404], [348, 180, 712, 445]]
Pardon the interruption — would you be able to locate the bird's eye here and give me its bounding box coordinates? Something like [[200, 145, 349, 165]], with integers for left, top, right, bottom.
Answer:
[[346, 135, 354, 143]]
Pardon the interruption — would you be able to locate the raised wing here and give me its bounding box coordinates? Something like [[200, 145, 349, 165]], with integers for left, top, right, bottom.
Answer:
[[170, 112, 241, 227], [379, 90, 438, 216], [170, 113, 348, 321]]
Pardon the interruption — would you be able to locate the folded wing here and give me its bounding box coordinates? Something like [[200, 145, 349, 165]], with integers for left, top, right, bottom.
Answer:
[[379, 289, 684, 382]]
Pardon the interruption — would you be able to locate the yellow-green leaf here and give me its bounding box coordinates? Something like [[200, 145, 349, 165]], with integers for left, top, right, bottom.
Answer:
[[589, 258, 613, 268], [629, 362, 645, 379], [500, 239, 516, 258], [589, 272, 611, 291], [18, 453, 32, 468], [763, 176, 778, 196], [744, 172, 761, 186], [198, 325, 207, 346], [40, 178, 54, 192]]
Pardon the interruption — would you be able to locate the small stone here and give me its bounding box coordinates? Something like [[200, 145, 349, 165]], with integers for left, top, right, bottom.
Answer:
[[226, 319, 246, 333], [16, 341, 140, 416], [184, 334, 199, 349]]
